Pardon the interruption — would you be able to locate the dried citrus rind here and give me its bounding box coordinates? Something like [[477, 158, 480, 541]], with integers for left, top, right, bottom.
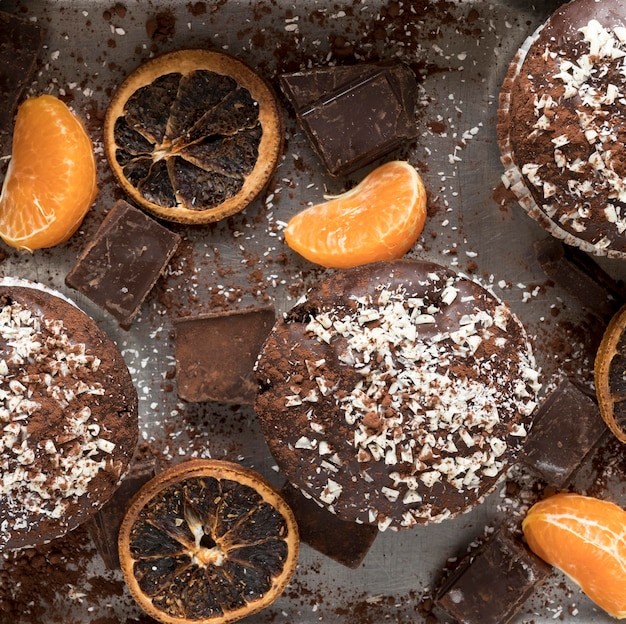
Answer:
[[104, 49, 283, 224], [118, 459, 299, 624], [595, 303, 626, 444]]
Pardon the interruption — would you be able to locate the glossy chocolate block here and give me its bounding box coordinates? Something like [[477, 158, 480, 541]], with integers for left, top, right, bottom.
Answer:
[[174, 305, 275, 404], [280, 482, 378, 569], [66, 200, 181, 329], [535, 237, 626, 322], [87, 458, 157, 569], [280, 62, 418, 176], [0, 11, 45, 156], [521, 378, 607, 488], [435, 526, 551, 624]]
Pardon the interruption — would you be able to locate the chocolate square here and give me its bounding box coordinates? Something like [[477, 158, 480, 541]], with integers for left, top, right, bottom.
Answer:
[[435, 526, 551, 624], [280, 62, 418, 176], [280, 482, 378, 569], [65, 200, 181, 329], [87, 458, 157, 569], [0, 11, 46, 155], [174, 305, 275, 404], [535, 237, 626, 322], [521, 378, 607, 488]]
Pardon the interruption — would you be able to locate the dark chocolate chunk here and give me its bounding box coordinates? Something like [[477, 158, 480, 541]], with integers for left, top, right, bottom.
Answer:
[[65, 199, 181, 329], [0, 11, 46, 158], [280, 62, 418, 176], [87, 458, 157, 569], [435, 526, 551, 624], [535, 237, 626, 322], [280, 482, 378, 569], [521, 378, 607, 488], [174, 305, 275, 404]]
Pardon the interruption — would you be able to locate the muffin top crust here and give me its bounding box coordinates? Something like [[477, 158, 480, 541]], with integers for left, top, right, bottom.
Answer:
[[0, 284, 138, 550], [498, 0, 626, 257], [255, 261, 540, 530]]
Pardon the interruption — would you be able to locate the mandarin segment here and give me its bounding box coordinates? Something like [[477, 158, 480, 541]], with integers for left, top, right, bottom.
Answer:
[[0, 94, 97, 251], [104, 49, 283, 224], [523, 492, 626, 619], [284, 160, 427, 268], [118, 459, 299, 624]]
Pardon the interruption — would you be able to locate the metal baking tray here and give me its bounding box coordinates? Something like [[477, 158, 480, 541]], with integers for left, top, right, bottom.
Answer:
[[1, 0, 625, 622]]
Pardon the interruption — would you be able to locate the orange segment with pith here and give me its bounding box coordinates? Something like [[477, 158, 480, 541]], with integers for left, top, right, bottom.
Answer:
[[284, 160, 427, 269], [523, 492, 626, 619], [0, 95, 97, 251]]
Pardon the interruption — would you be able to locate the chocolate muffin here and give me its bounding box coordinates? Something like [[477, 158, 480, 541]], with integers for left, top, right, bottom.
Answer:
[[498, 0, 626, 258], [254, 260, 540, 530], [0, 281, 138, 550]]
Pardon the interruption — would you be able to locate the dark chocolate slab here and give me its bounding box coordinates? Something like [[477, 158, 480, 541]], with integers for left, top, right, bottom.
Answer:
[[65, 199, 181, 329], [521, 378, 607, 488], [174, 305, 275, 404], [280, 62, 418, 176], [280, 482, 378, 569], [435, 526, 551, 624], [535, 237, 626, 322], [86, 458, 157, 569], [0, 11, 45, 157]]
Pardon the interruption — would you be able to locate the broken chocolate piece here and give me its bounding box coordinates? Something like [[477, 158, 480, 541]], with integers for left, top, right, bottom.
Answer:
[[521, 378, 607, 488], [280, 62, 418, 176], [65, 200, 181, 329], [535, 237, 626, 322], [280, 482, 378, 569], [87, 458, 157, 569], [435, 526, 551, 624], [0, 11, 46, 158], [174, 305, 275, 404]]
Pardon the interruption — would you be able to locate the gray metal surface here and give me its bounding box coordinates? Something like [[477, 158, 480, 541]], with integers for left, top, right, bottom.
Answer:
[[0, 0, 624, 622]]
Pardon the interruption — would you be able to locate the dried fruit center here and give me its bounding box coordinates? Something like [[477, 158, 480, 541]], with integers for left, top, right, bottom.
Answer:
[[128, 475, 291, 620], [113, 69, 262, 211]]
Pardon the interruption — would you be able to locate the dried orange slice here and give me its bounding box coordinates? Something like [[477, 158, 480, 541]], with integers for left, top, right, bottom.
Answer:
[[595, 304, 626, 443], [523, 492, 626, 619], [284, 160, 427, 269], [0, 95, 97, 251], [118, 459, 299, 624], [104, 49, 283, 224]]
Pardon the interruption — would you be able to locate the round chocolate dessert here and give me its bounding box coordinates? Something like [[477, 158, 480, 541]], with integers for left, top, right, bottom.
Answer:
[[254, 260, 541, 530], [0, 282, 138, 550], [498, 0, 626, 258]]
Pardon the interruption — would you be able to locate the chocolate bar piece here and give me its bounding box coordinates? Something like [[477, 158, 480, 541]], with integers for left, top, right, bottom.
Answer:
[[535, 237, 626, 322], [280, 482, 378, 569], [0, 11, 45, 156], [174, 305, 275, 404], [87, 458, 157, 569], [435, 526, 551, 624], [65, 200, 181, 329], [521, 378, 607, 488], [280, 62, 418, 176]]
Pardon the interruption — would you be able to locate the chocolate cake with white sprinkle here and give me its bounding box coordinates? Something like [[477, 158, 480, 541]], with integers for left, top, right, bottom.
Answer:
[[0, 281, 138, 550], [498, 0, 626, 258]]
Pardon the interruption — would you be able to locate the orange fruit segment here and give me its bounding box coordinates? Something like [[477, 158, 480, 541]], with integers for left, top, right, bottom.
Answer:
[[523, 492, 626, 618], [284, 160, 427, 269], [0, 95, 97, 251], [118, 459, 299, 624]]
